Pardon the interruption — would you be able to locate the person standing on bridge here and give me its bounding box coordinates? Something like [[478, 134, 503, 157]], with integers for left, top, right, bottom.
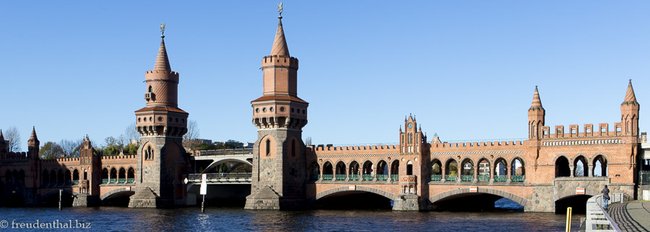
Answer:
[[601, 185, 610, 210]]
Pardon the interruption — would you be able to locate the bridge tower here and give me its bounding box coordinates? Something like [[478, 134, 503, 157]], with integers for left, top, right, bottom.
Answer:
[[72, 136, 100, 207], [395, 115, 429, 210], [245, 9, 309, 210], [129, 26, 189, 208]]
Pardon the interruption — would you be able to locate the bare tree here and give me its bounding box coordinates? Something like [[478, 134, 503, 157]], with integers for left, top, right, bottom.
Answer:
[[124, 122, 140, 144], [4, 127, 21, 152], [60, 139, 83, 157], [183, 120, 201, 151]]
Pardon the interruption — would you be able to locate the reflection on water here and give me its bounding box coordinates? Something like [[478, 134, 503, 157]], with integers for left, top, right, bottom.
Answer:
[[0, 207, 581, 231]]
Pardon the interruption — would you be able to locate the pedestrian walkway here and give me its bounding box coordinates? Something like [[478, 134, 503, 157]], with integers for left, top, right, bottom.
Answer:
[[608, 201, 650, 232]]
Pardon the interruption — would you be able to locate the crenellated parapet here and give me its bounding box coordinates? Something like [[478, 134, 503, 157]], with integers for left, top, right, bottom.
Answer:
[[540, 122, 630, 140], [433, 140, 524, 149]]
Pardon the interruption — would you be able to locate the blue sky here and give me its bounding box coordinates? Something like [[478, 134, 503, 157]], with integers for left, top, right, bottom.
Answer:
[[1, 1, 649, 150]]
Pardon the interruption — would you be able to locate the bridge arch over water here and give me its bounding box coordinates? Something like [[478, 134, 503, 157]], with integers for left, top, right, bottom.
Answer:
[[429, 187, 527, 208], [315, 186, 397, 201]]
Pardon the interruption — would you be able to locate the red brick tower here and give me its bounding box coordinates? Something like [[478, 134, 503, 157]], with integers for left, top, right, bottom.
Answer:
[[528, 86, 545, 140], [621, 80, 639, 137], [245, 7, 309, 210], [130, 25, 189, 208]]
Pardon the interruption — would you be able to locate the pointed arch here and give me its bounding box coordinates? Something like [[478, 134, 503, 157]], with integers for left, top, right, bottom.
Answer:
[[592, 155, 607, 177], [573, 155, 588, 177]]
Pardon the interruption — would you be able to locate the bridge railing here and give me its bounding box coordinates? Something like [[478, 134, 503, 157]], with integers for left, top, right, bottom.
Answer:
[[186, 172, 252, 183], [584, 194, 621, 232], [461, 175, 473, 182], [428, 174, 526, 185]]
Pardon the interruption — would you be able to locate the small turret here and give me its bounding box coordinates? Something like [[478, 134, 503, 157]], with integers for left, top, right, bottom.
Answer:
[[528, 86, 545, 139], [27, 127, 39, 159], [621, 80, 639, 136]]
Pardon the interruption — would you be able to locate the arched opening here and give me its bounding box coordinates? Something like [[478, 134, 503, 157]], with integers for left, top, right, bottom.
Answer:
[[555, 195, 591, 214], [362, 161, 373, 181], [477, 158, 490, 182], [315, 191, 392, 210], [309, 162, 320, 181], [593, 155, 607, 177], [376, 160, 388, 181], [335, 161, 346, 181], [101, 168, 109, 184], [555, 156, 570, 177], [406, 161, 413, 176], [349, 161, 360, 181], [118, 168, 126, 184], [102, 191, 135, 207], [431, 159, 442, 181], [110, 168, 117, 184], [72, 169, 80, 185], [494, 158, 507, 182], [511, 158, 525, 182], [461, 158, 474, 182], [127, 168, 135, 183], [64, 169, 71, 186], [322, 162, 333, 181], [445, 159, 458, 181], [574, 156, 588, 177], [390, 160, 399, 181], [202, 159, 253, 174], [433, 193, 524, 212]]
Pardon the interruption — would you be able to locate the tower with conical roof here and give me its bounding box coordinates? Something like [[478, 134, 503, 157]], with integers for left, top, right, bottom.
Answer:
[[621, 80, 639, 137], [27, 127, 39, 159], [528, 86, 545, 140], [0, 130, 7, 155], [130, 25, 189, 208], [245, 5, 309, 210]]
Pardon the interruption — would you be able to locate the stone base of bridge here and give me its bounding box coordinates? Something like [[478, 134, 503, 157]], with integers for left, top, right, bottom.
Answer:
[[245, 186, 307, 210], [128, 187, 162, 208], [392, 194, 425, 211], [72, 193, 99, 207]]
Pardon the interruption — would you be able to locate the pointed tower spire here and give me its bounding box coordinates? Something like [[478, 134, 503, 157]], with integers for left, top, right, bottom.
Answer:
[[622, 79, 638, 105], [0, 129, 4, 141], [28, 126, 39, 148], [270, 3, 290, 57], [153, 23, 171, 72], [529, 86, 543, 110]]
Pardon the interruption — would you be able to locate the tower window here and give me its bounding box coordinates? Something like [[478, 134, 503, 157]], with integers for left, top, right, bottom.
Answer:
[[144, 146, 153, 160], [148, 86, 153, 93], [265, 139, 271, 156]]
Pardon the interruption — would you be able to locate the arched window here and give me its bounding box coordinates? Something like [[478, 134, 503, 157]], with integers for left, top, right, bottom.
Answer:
[[593, 155, 607, 177], [574, 156, 588, 177], [72, 169, 79, 185], [349, 161, 360, 179], [118, 168, 126, 184], [362, 161, 373, 181], [478, 158, 490, 182], [376, 160, 388, 180], [148, 86, 153, 93], [322, 162, 333, 181], [511, 158, 525, 182], [555, 156, 570, 177], [265, 139, 271, 157], [335, 161, 346, 181], [390, 160, 400, 180], [127, 168, 135, 183], [408, 134, 413, 144], [445, 159, 458, 181], [494, 158, 508, 182], [461, 159, 474, 182], [110, 168, 117, 184]]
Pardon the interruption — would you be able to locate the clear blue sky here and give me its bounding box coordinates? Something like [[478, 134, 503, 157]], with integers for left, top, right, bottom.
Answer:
[[2, 1, 649, 150]]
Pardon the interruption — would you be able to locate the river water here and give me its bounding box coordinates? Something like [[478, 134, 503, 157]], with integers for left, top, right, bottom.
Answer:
[[0, 207, 581, 231]]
